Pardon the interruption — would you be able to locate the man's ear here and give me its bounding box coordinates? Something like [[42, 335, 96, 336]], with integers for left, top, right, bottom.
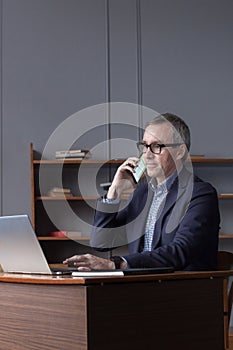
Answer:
[[176, 144, 187, 160]]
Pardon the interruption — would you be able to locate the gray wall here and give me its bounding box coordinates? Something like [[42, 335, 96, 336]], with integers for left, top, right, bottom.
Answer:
[[0, 0, 233, 216], [0, 1, 2, 215], [140, 0, 233, 157]]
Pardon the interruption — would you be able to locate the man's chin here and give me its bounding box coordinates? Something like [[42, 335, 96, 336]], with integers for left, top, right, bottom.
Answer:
[[147, 170, 159, 178]]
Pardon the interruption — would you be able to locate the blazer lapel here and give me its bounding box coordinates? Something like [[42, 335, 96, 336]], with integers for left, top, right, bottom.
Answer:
[[152, 168, 193, 248]]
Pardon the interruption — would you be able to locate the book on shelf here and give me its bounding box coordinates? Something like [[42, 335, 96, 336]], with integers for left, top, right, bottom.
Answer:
[[49, 231, 67, 237], [219, 193, 233, 196], [49, 231, 82, 239], [100, 182, 112, 190], [55, 149, 91, 159], [47, 187, 73, 197]]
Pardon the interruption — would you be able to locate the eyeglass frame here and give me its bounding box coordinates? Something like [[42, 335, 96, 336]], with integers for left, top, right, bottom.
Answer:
[[136, 141, 184, 155]]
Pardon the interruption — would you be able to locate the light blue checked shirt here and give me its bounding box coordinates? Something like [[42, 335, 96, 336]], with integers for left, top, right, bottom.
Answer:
[[143, 172, 178, 251]]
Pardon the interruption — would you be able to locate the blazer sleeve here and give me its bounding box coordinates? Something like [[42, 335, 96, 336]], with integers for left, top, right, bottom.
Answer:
[[90, 198, 129, 250], [90, 184, 149, 250]]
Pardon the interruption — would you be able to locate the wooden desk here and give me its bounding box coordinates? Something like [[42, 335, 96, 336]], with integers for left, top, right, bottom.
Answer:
[[0, 271, 231, 350]]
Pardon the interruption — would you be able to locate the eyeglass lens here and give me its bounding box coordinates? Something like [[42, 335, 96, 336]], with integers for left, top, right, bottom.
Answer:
[[137, 142, 161, 154]]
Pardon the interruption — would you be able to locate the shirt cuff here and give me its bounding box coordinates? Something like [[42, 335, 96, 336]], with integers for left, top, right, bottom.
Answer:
[[121, 257, 129, 269], [102, 196, 120, 204]]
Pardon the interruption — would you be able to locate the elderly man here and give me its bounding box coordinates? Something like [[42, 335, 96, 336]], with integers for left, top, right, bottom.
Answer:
[[64, 113, 220, 271]]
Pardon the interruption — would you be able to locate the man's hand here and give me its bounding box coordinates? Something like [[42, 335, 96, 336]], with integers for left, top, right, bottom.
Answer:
[[63, 254, 116, 271], [107, 157, 139, 199]]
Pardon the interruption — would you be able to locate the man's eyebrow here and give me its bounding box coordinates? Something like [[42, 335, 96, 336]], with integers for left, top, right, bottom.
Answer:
[[142, 140, 160, 144]]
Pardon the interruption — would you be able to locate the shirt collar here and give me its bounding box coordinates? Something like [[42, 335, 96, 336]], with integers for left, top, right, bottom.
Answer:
[[149, 170, 179, 194]]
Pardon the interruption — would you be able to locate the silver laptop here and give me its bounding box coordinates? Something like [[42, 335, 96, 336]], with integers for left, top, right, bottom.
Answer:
[[0, 214, 175, 277], [0, 214, 70, 275]]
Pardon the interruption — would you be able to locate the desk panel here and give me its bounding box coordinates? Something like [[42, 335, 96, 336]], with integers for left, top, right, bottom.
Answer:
[[0, 283, 87, 350], [87, 278, 224, 350]]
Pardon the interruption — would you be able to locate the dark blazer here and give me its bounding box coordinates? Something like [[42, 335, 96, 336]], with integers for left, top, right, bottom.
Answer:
[[91, 167, 220, 271]]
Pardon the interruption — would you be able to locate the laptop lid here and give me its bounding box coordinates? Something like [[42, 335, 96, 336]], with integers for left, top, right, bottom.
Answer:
[[0, 214, 52, 274]]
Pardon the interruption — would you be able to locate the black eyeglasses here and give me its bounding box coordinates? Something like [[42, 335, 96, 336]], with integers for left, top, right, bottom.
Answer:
[[137, 142, 183, 155]]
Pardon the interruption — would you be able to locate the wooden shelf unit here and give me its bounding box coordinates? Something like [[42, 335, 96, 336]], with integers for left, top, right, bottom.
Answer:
[[30, 143, 123, 263], [31, 143, 233, 261]]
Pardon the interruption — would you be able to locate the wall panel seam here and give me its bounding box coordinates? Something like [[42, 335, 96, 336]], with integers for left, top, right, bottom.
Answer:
[[0, 0, 3, 215], [105, 0, 111, 178], [136, 0, 143, 140]]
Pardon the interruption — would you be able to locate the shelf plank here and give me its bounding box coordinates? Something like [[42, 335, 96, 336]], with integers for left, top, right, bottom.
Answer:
[[38, 236, 90, 241], [36, 194, 233, 200], [219, 234, 233, 239], [190, 157, 233, 163], [33, 159, 125, 165], [36, 196, 98, 201], [218, 194, 233, 199], [38, 235, 233, 240], [33, 157, 233, 165]]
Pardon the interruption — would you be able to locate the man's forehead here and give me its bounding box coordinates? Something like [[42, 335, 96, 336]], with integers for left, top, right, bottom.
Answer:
[[143, 123, 173, 141]]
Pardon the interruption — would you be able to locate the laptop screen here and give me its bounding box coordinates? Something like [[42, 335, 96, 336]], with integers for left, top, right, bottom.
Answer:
[[0, 215, 52, 274]]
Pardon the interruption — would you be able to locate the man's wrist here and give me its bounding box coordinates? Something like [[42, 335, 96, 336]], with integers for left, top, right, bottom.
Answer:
[[110, 256, 125, 269]]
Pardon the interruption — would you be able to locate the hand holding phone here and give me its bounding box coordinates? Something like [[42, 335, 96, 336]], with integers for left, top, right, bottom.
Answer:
[[132, 155, 146, 183]]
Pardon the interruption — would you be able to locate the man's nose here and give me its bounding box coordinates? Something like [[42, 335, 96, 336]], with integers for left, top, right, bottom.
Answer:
[[144, 147, 154, 157]]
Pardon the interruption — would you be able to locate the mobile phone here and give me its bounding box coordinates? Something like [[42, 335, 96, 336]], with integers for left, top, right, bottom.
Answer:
[[132, 155, 146, 183]]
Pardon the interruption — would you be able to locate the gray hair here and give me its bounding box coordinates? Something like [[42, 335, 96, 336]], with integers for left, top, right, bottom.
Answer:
[[146, 112, 191, 152]]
